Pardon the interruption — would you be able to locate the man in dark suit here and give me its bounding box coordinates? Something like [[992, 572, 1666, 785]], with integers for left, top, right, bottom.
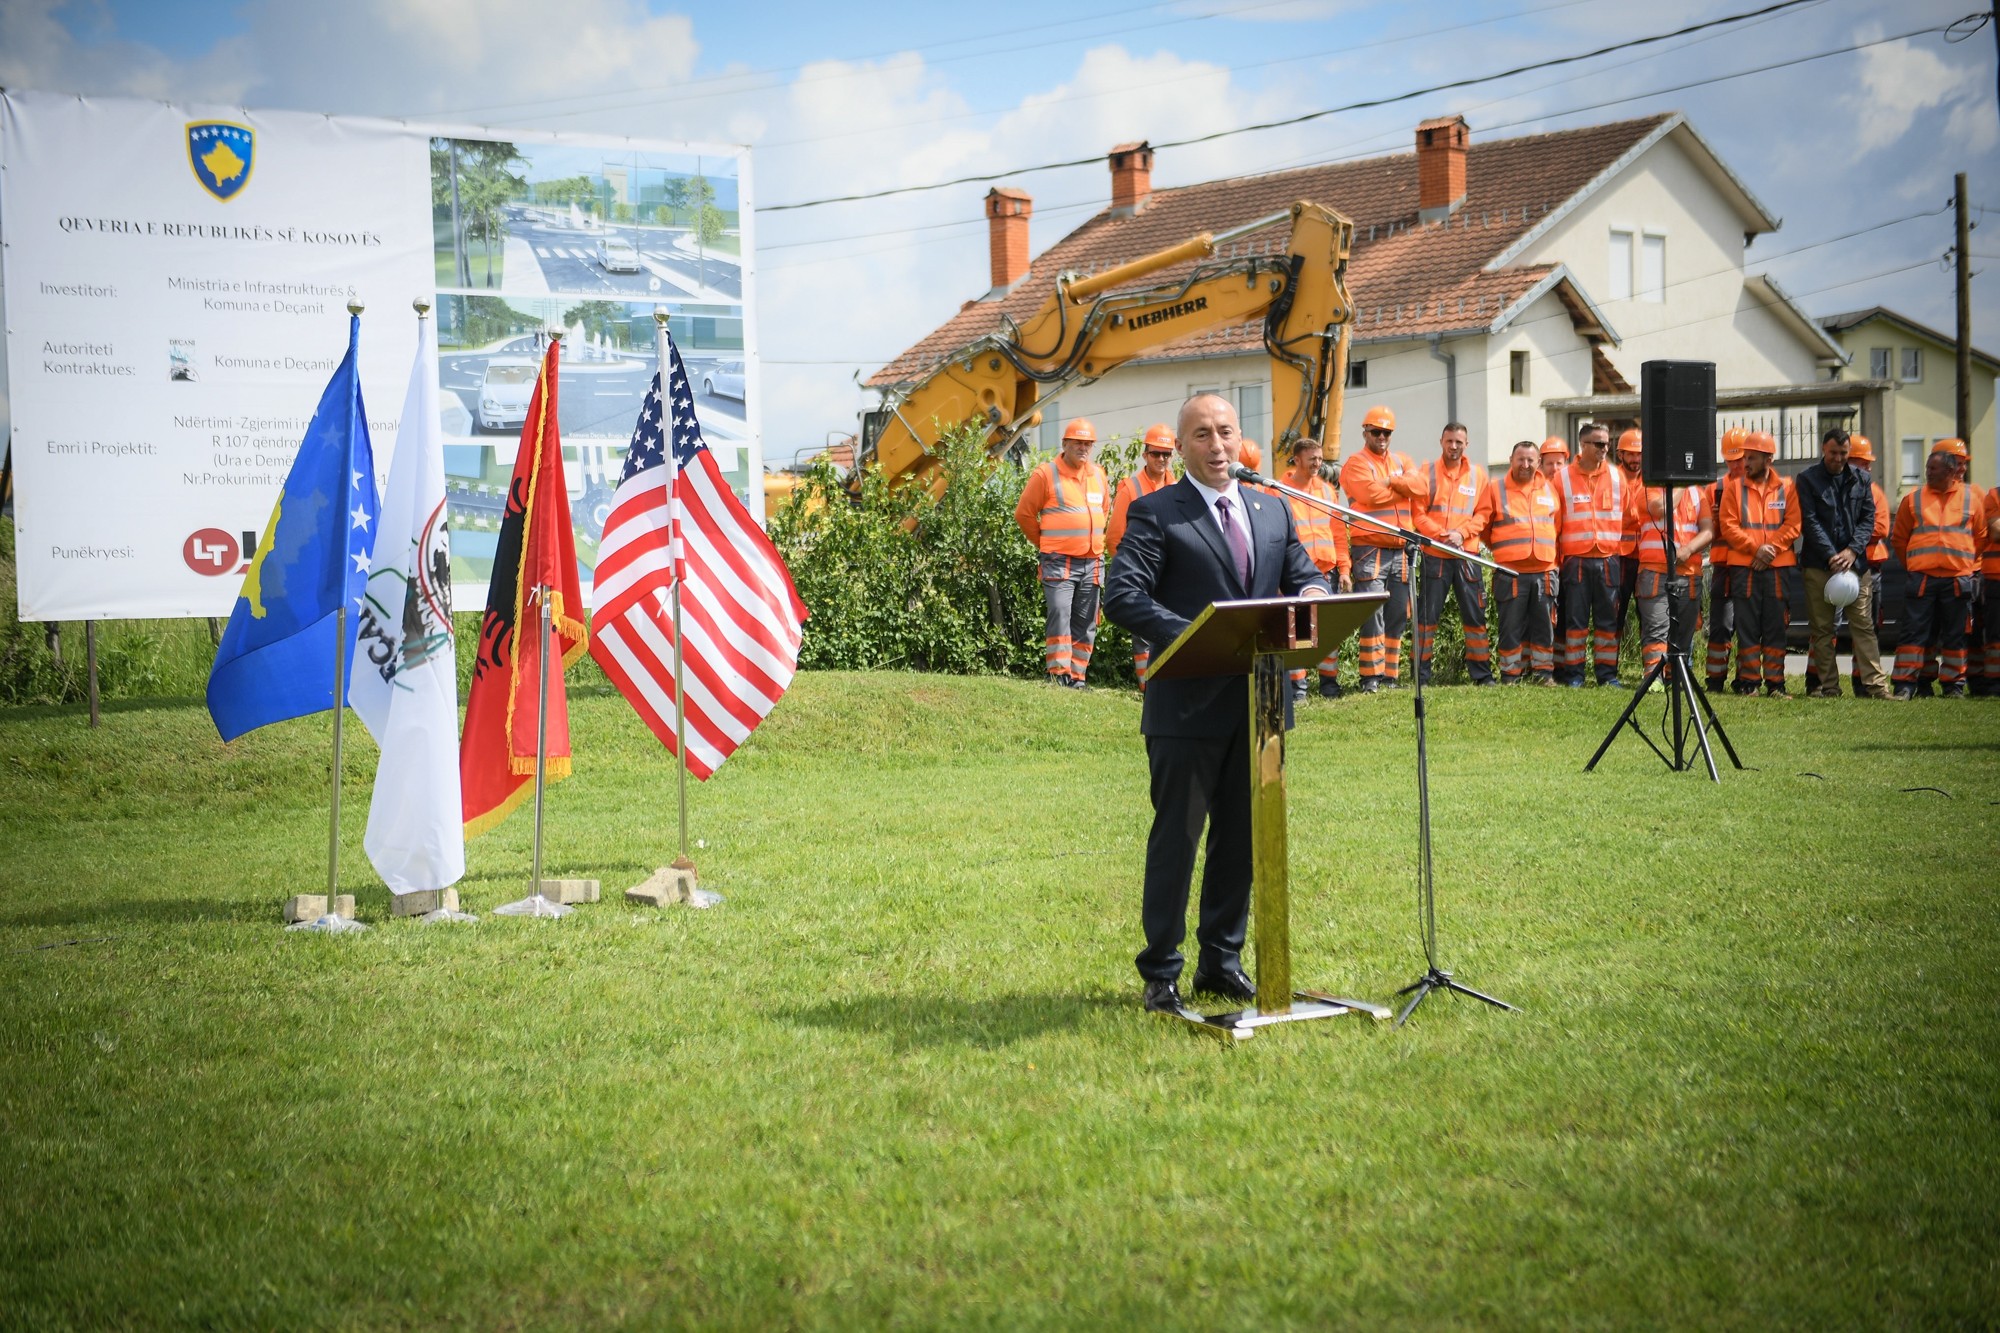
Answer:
[[1104, 393, 1331, 1014]]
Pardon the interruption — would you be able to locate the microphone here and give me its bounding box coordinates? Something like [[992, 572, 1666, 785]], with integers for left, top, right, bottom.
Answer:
[[1229, 463, 1271, 486]]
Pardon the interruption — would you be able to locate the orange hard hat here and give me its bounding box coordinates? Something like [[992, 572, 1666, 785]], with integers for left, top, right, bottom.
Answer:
[[1061, 418, 1097, 443], [1720, 427, 1747, 461], [1141, 423, 1175, 450], [1539, 436, 1570, 457], [1238, 439, 1262, 469], [1362, 405, 1396, 431], [1617, 428, 1643, 455], [1846, 432, 1874, 463], [1741, 430, 1777, 455], [1931, 437, 1970, 460]]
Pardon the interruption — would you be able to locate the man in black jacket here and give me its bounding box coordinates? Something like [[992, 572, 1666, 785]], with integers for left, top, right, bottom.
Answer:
[[1795, 427, 1887, 698], [1104, 393, 1330, 1014]]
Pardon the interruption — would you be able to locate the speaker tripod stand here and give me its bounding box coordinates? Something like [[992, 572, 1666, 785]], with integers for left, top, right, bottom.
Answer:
[[1583, 480, 1744, 782]]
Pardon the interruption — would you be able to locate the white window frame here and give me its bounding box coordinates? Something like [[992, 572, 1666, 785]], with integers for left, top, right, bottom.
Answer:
[[1901, 347, 1923, 383], [1608, 229, 1634, 301], [1509, 349, 1529, 396], [1869, 347, 1892, 380], [1639, 233, 1666, 303], [1347, 358, 1368, 389], [1900, 437, 1925, 490]]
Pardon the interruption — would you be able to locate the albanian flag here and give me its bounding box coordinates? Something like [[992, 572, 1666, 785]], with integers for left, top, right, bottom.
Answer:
[[460, 338, 588, 837]]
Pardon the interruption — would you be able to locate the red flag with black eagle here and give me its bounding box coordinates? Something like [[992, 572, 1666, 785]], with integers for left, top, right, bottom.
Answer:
[[460, 339, 588, 837]]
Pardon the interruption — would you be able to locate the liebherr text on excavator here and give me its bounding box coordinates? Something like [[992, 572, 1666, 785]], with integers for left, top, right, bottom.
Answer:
[[860, 200, 1356, 492]]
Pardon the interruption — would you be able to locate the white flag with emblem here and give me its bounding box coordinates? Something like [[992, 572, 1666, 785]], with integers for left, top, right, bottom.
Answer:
[[350, 315, 466, 895]]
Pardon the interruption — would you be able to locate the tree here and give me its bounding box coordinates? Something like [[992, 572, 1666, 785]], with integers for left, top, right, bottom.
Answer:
[[428, 139, 526, 289], [561, 300, 627, 349], [687, 174, 720, 287], [660, 177, 689, 225]]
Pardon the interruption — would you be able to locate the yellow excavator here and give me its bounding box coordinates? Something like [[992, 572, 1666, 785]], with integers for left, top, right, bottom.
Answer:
[[859, 200, 1355, 491]]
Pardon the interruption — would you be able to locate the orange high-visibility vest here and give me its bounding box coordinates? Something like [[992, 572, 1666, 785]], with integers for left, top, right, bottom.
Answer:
[[1415, 456, 1488, 560], [1105, 465, 1173, 558], [1983, 486, 2000, 578], [1283, 474, 1350, 576], [1555, 462, 1625, 559], [1638, 485, 1707, 576], [1480, 472, 1560, 573], [1711, 468, 1748, 567], [1894, 482, 1982, 577], [1339, 448, 1422, 549], [1015, 457, 1107, 557], [1867, 480, 1890, 565], [1618, 465, 1646, 556], [1719, 471, 1800, 568]]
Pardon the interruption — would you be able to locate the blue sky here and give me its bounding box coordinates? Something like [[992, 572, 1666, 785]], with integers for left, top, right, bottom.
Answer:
[[5, 0, 1998, 448]]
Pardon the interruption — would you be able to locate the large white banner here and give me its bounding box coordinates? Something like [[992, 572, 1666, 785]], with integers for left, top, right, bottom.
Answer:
[[0, 91, 760, 621]]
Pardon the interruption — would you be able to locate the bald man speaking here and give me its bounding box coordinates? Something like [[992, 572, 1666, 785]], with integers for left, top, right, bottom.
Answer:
[[1104, 392, 1330, 1015]]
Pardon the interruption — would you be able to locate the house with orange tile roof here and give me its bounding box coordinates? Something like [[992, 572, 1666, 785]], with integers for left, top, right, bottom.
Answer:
[[866, 113, 1848, 473]]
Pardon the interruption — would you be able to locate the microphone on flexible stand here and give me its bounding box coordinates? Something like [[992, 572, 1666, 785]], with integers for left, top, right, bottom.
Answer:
[[1228, 463, 1272, 486]]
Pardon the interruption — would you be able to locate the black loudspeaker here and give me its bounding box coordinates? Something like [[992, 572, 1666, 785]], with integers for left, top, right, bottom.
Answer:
[[1639, 359, 1716, 485]]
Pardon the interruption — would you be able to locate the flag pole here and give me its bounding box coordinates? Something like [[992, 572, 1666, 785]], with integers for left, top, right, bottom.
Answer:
[[531, 585, 552, 901], [653, 306, 694, 875]]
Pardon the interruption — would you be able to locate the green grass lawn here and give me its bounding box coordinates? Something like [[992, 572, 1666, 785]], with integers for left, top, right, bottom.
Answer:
[[2, 673, 1997, 1328]]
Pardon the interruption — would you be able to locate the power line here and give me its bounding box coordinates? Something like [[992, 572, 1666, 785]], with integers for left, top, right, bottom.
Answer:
[[761, 0, 1829, 211], [758, 21, 1946, 269]]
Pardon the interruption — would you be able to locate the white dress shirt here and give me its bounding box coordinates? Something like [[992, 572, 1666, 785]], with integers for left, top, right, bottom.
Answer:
[[1187, 474, 1253, 580]]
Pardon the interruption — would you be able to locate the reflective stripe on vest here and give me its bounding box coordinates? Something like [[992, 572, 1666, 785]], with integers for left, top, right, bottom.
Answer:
[[1868, 482, 1891, 563], [1638, 486, 1705, 574], [1424, 459, 1482, 523], [1905, 484, 1978, 574], [1037, 459, 1105, 554], [1488, 476, 1558, 568], [1556, 463, 1624, 557]]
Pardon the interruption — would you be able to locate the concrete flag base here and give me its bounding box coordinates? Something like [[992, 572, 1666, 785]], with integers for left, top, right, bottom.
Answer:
[[284, 893, 356, 924], [625, 859, 721, 908], [389, 888, 460, 917]]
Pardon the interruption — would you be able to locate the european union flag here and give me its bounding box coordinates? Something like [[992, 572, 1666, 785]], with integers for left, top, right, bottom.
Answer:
[[206, 314, 379, 741]]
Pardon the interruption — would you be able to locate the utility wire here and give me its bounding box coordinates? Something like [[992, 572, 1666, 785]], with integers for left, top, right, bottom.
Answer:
[[762, 0, 1829, 211]]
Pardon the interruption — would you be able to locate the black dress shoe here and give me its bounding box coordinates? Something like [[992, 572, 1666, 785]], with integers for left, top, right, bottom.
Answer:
[[1142, 979, 1184, 1014], [1190, 966, 1257, 1003]]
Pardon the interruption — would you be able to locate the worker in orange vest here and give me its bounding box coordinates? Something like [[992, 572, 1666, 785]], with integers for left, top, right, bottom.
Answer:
[[1281, 436, 1352, 700], [1539, 436, 1570, 483], [1413, 420, 1494, 685], [1891, 438, 1986, 699], [1106, 423, 1179, 687], [1612, 428, 1648, 639], [1475, 439, 1562, 684], [1717, 430, 1800, 697], [1553, 421, 1629, 687], [1635, 470, 1713, 681], [1844, 433, 1894, 697], [1704, 427, 1749, 693], [1339, 405, 1427, 692], [1981, 475, 2000, 696], [1015, 418, 1109, 689]]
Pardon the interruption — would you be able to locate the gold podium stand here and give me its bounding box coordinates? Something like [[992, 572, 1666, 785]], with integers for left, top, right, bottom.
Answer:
[[1148, 592, 1394, 1041]]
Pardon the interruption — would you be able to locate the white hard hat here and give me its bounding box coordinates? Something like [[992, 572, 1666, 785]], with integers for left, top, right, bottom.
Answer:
[[1825, 569, 1861, 608]]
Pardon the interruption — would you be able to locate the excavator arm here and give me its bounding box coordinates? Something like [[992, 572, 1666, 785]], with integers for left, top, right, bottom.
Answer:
[[860, 200, 1354, 492]]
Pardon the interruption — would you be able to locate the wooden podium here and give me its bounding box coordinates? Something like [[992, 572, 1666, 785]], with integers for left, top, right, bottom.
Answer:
[[1147, 592, 1393, 1040]]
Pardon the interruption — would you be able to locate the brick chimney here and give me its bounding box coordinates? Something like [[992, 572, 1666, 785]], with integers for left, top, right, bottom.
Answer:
[[1416, 115, 1468, 223], [985, 187, 1033, 297], [1109, 141, 1153, 218]]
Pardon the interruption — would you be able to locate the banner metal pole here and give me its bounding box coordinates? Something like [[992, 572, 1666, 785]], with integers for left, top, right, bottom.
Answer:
[[85, 620, 100, 729]]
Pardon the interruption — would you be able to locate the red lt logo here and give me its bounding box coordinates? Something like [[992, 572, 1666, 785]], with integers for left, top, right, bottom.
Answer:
[[184, 528, 244, 575]]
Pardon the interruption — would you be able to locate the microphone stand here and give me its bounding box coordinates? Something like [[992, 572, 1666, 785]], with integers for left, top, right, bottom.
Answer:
[[1233, 464, 1520, 1026]]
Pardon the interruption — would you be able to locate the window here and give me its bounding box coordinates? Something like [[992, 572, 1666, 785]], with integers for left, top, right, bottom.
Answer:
[[1640, 234, 1665, 303], [1869, 347, 1892, 380], [1039, 416, 1063, 452], [1608, 230, 1634, 301], [1901, 438, 1924, 490], [1901, 347, 1922, 382], [1347, 358, 1368, 389], [1190, 382, 1269, 448], [1510, 349, 1530, 396]]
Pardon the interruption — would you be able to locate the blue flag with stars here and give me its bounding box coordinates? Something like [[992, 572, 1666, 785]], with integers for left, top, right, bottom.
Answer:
[[206, 314, 379, 742]]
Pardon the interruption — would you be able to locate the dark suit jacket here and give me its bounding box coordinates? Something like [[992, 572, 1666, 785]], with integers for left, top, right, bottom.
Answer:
[[1104, 477, 1329, 737]]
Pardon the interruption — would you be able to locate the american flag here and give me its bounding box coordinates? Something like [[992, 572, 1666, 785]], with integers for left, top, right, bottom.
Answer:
[[589, 334, 806, 779]]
